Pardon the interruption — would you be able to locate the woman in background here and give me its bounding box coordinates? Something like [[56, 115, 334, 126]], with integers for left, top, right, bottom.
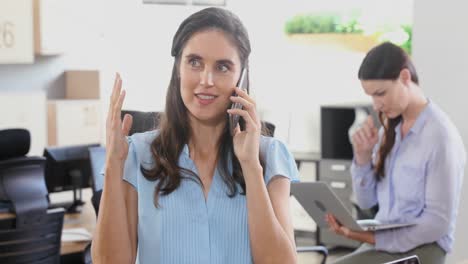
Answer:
[[327, 42, 466, 264]]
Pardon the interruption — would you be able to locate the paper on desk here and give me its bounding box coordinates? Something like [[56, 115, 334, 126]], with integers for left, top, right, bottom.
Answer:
[[62, 228, 92, 242]]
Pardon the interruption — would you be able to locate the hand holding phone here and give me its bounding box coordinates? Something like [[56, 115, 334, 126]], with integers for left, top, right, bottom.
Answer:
[[229, 68, 248, 136], [350, 115, 379, 165]]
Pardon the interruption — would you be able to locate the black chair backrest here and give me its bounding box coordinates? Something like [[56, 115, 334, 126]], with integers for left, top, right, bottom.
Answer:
[[261, 121, 275, 137], [0, 128, 62, 263], [0, 208, 65, 264], [0, 157, 49, 227], [0, 129, 30, 160], [121, 110, 161, 136]]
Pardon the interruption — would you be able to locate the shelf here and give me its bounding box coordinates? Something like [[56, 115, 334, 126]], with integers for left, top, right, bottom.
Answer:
[[0, 0, 34, 64], [33, 0, 67, 55]]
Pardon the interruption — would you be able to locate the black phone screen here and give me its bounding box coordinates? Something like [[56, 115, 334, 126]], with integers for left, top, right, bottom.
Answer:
[[229, 68, 247, 136]]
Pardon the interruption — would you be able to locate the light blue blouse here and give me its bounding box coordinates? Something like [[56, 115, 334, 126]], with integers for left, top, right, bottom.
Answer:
[[351, 100, 466, 253], [121, 131, 299, 264]]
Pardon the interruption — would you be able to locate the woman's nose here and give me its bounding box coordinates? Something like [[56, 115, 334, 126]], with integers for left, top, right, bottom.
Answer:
[[372, 99, 382, 112], [200, 70, 214, 86]]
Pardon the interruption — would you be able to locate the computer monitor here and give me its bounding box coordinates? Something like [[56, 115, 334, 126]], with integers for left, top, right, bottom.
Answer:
[[43, 143, 99, 213], [88, 146, 106, 192], [320, 104, 379, 160]]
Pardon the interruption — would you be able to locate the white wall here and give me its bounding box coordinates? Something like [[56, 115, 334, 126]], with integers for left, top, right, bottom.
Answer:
[[412, 0, 468, 263], [0, 0, 370, 153], [94, 0, 370, 151]]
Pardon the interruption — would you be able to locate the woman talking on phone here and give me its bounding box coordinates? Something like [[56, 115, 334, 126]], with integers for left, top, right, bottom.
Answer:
[[91, 7, 298, 264], [327, 42, 466, 264]]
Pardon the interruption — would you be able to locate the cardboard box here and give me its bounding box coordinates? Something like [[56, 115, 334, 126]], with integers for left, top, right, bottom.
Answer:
[[65, 70, 100, 99], [47, 100, 102, 146], [0, 91, 47, 155]]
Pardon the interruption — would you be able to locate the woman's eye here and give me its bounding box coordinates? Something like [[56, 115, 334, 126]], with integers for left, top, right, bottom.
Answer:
[[189, 59, 201, 68], [217, 64, 229, 73]]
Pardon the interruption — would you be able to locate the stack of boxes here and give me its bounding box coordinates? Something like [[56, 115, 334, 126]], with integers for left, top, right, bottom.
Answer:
[[47, 70, 102, 146]]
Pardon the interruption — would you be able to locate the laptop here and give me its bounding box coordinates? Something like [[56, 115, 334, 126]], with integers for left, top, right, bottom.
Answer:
[[291, 182, 415, 231], [382, 255, 420, 264], [88, 146, 106, 192]]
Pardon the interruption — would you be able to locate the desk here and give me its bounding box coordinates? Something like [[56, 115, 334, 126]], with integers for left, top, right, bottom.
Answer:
[[0, 188, 95, 258], [293, 152, 321, 169], [61, 188, 95, 256], [293, 151, 321, 180]]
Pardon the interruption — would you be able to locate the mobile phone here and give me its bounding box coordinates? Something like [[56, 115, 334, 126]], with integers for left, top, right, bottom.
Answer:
[[229, 68, 248, 136]]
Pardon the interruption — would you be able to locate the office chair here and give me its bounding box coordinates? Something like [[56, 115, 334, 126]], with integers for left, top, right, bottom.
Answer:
[[297, 246, 328, 264], [0, 128, 65, 264], [261, 120, 275, 137], [0, 208, 65, 264], [121, 110, 161, 136]]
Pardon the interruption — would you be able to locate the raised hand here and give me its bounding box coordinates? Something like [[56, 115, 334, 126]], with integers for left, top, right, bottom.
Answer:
[[105, 73, 133, 167], [351, 116, 379, 165]]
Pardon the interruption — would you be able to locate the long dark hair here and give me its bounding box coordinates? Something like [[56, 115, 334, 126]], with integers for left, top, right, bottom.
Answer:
[[358, 42, 419, 179], [141, 7, 262, 206]]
